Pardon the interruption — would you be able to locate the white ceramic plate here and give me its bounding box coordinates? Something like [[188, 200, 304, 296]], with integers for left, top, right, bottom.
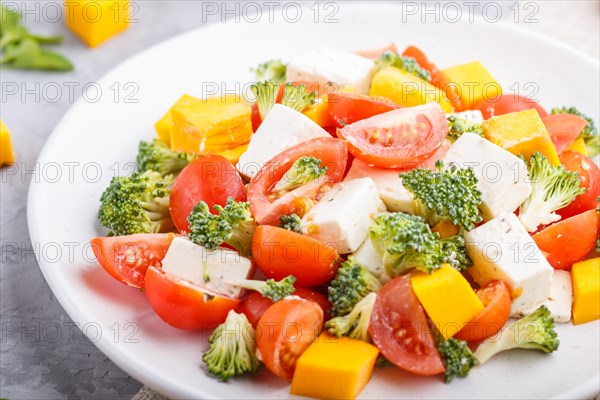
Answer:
[[28, 3, 600, 399]]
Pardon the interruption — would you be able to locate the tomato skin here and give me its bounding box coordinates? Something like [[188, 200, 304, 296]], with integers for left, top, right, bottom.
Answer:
[[471, 94, 548, 119], [90, 233, 175, 289], [247, 137, 347, 226], [369, 275, 444, 376], [328, 92, 399, 128], [336, 102, 447, 169], [251, 103, 261, 132], [144, 266, 239, 330], [454, 280, 511, 342], [557, 150, 600, 219], [256, 298, 323, 379], [355, 43, 398, 60], [170, 156, 246, 234], [542, 114, 589, 154], [252, 226, 341, 288], [236, 289, 331, 328], [533, 209, 599, 270]]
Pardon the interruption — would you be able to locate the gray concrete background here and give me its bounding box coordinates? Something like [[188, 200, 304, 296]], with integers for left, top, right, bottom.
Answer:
[[0, 1, 598, 400]]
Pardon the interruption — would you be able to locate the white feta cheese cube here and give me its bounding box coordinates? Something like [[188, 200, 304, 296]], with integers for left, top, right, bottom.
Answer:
[[352, 237, 390, 284], [301, 178, 385, 254], [161, 236, 253, 299], [237, 104, 329, 179], [464, 212, 553, 316], [344, 158, 417, 213], [519, 270, 573, 323], [286, 45, 375, 94], [446, 110, 484, 124], [442, 133, 532, 220]]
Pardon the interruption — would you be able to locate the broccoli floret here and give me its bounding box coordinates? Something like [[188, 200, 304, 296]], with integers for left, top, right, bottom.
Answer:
[[187, 197, 256, 257], [253, 59, 287, 83], [250, 81, 279, 120], [446, 116, 484, 142], [98, 171, 174, 236], [400, 160, 483, 231], [437, 337, 478, 383], [369, 212, 444, 276], [328, 257, 382, 317], [551, 106, 598, 157], [325, 292, 377, 342], [280, 83, 317, 112], [136, 139, 195, 176], [375, 51, 431, 82], [279, 214, 302, 233], [233, 275, 296, 302], [272, 156, 327, 193], [202, 310, 260, 381], [473, 305, 559, 364], [518, 152, 585, 232], [440, 235, 472, 272]]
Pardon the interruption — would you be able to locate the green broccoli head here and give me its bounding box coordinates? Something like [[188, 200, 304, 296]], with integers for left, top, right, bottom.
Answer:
[[250, 81, 279, 120], [400, 160, 483, 231], [325, 292, 377, 342], [202, 310, 260, 381], [234, 275, 296, 302], [518, 152, 585, 232], [473, 305, 559, 365], [280, 83, 317, 112], [272, 156, 327, 193], [440, 235, 472, 272], [187, 197, 256, 257], [328, 257, 382, 317], [437, 337, 478, 383], [136, 139, 195, 176], [279, 214, 302, 233], [369, 212, 444, 276], [551, 106, 598, 157], [98, 170, 174, 236], [446, 116, 484, 142], [375, 51, 431, 82], [253, 59, 287, 83]]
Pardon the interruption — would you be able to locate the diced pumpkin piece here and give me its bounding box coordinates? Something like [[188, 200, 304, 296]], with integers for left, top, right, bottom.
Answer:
[[1, 120, 15, 165], [290, 333, 379, 400], [441, 61, 502, 108], [303, 98, 334, 127], [154, 111, 171, 146], [170, 95, 252, 154], [215, 142, 249, 164], [482, 109, 561, 165], [571, 257, 600, 325], [566, 137, 588, 156], [431, 220, 460, 239], [370, 66, 454, 113], [65, 0, 129, 48], [411, 264, 484, 339]]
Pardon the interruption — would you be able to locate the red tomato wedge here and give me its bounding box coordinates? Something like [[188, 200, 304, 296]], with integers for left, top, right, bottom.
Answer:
[[369, 275, 444, 376], [256, 298, 323, 379], [328, 92, 399, 128], [402, 45, 464, 111], [355, 43, 398, 60], [236, 288, 331, 328], [542, 114, 589, 154], [336, 102, 447, 169], [90, 233, 175, 289], [251, 226, 341, 288], [454, 280, 511, 342], [170, 156, 246, 234], [533, 209, 599, 270], [471, 94, 548, 119], [247, 137, 347, 226], [144, 266, 239, 330], [558, 150, 600, 219]]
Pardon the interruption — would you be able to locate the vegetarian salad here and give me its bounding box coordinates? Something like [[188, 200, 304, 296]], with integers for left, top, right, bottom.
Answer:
[[90, 43, 600, 399]]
